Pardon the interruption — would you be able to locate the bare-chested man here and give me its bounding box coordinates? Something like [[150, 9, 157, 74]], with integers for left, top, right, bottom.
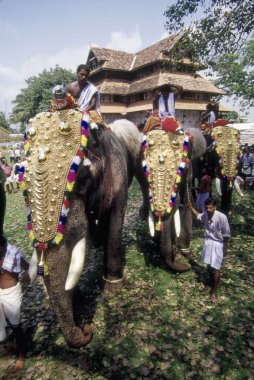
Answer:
[[0, 236, 30, 376], [67, 64, 100, 113]]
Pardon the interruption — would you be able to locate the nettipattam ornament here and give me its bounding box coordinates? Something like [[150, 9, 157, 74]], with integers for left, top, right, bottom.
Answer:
[[18, 110, 92, 252]]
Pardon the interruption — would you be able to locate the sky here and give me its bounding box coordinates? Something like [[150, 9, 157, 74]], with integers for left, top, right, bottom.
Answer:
[[0, 0, 253, 122]]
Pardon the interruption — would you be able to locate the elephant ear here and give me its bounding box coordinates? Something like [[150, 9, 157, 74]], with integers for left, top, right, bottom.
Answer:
[[188, 128, 206, 160], [19, 110, 88, 250], [212, 126, 240, 178]]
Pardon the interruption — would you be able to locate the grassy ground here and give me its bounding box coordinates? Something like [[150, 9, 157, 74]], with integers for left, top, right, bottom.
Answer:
[[0, 181, 253, 380]]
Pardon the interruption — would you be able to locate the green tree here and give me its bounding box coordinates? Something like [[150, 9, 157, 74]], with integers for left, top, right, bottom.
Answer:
[[11, 66, 76, 126], [164, 0, 254, 107], [214, 40, 254, 108], [0, 111, 10, 130]]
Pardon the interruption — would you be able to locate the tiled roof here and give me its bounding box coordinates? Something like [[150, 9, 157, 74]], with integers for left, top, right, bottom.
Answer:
[[90, 32, 183, 71], [97, 80, 130, 95], [91, 47, 135, 71], [133, 32, 183, 69], [97, 72, 224, 95]]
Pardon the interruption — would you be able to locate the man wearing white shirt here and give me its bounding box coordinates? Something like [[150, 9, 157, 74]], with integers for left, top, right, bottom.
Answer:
[[189, 198, 231, 299]]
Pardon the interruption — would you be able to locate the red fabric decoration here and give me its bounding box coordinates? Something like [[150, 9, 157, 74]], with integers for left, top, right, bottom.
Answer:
[[161, 117, 180, 133], [214, 119, 230, 127]]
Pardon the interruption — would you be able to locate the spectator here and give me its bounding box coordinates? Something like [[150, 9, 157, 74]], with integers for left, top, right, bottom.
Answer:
[[14, 146, 21, 163], [239, 147, 253, 190], [8, 147, 15, 164], [196, 173, 212, 212], [0, 167, 6, 236], [0, 236, 30, 376], [188, 198, 231, 299]]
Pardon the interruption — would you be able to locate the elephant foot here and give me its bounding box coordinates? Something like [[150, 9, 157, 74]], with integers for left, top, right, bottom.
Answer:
[[103, 276, 125, 292], [65, 325, 93, 349], [164, 258, 191, 272]]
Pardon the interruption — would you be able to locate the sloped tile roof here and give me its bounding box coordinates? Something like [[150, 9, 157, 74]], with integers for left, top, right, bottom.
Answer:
[[133, 32, 183, 69], [90, 32, 183, 71], [97, 80, 130, 95], [91, 47, 135, 71], [97, 72, 224, 95]]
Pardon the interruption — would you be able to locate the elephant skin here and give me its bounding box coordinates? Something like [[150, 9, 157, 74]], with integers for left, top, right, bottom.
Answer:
[[26, 116, 143, 348]]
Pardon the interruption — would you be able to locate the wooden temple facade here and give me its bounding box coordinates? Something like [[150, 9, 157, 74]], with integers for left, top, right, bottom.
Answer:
[[86, 32, 227, 128]]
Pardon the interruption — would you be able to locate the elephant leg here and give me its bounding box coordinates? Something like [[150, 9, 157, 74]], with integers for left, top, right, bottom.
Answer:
[[43, 199, 93, 348], [176, 206, 192, 250], [103, 204, 126, 291], [134, 159, 150, 220], [44, 253, 93, 348], [160, 217, 191, 272]]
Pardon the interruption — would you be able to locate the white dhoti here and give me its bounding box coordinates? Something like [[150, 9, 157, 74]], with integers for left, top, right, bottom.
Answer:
[[0, 282, 22, 342], [202, 239, 224, 270]]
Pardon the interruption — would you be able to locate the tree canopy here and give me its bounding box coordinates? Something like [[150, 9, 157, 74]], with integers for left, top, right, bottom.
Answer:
[[164, 0, 254, 108], [0, 111, 10, 131], [11, 66, 76, 128]]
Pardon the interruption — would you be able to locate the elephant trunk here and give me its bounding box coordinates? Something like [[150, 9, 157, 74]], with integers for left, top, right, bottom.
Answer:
[[65, 237, 86, 290]]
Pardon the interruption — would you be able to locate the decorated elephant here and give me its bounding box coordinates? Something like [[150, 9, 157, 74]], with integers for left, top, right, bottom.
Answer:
[[18, 110, 144, 348], [141, 122, 206, 271], [192, 122, 243, 212]]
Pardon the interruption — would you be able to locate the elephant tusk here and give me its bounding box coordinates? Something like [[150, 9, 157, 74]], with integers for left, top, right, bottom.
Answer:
[[215, 177, 222, 196], [28, 249, 39, 283], [148, 211, 155, 237], [174, 209, 181, 238], [234, 178, 244, 197], [65, 238, 86, 291]]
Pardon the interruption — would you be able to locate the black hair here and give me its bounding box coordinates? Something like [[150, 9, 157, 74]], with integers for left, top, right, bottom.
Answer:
[[76, 64, 91, 74], [205, 197, 217, 206]]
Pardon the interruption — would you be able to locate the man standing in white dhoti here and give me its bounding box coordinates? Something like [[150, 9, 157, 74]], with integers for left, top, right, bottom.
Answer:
[[189, 198, 231, 299], [67, 64, 100, 114], [0, 236, 30, 376]]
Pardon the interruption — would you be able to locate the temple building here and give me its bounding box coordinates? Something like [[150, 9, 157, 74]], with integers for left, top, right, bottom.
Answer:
[[86, 32, 227, 128]]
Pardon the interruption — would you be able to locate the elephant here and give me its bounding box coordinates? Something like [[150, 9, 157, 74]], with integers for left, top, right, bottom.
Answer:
[[19, 110, 144, 348], [192, 124, 243, 213], [141, 126, 206, 272]]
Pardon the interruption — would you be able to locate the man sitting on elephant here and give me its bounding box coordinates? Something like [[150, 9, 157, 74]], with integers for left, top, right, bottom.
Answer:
[[67, 64, 101, 119], [143, 83, 183, 135]]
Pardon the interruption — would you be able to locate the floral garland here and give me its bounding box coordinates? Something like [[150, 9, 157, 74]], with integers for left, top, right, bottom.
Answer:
[[142, 131, 190, 231], [18, 112, 91, 251]]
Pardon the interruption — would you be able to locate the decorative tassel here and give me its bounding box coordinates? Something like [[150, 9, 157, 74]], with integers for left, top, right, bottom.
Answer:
[[229, 179, 233, 188], [38, 251, 45, 276], [156, 217, 164, 231]]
